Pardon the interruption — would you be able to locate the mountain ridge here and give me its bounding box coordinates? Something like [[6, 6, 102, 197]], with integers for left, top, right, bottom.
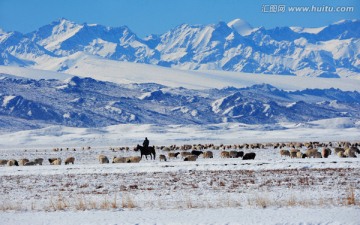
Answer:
[[1, 73, 360, 132], [0, 18, 359, 78]]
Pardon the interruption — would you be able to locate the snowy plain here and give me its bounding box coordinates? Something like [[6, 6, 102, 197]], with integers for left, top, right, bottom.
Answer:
[[0, 63, 360, 225]]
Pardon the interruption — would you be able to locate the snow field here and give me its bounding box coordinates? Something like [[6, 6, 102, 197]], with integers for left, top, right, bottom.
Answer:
[[1, 142, 359, 214]]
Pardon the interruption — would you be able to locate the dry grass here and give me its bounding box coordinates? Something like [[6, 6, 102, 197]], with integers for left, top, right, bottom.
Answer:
[[0, 201, 22, 211], [1, 167, 358, 212], [74, 195, 87, 211], [286, 195, 297, 207], [122, 193, 136, 209], [111, 193, 118, 209], [185, 196, 194, 209], [49, 195, 69, 211], [1, 190, 359, 212], [254, 196, 268, 208], [345, 186, 356, 205], [100, 196, 110, 209]]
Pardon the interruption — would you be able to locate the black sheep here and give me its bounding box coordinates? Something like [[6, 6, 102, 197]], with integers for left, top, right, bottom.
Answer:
[[191, 150, 203, 156], [242, 152, 256, 160], [236, 151, 244, 158]]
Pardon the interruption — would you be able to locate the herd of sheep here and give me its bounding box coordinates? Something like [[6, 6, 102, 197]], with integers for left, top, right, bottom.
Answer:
[[0, 141, 359, 167], [0, 157, 75, 167]]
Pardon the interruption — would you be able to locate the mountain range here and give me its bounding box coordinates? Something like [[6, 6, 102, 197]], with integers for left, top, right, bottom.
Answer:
[[1, 74, 360, 132], [0, 18, 359, 78]]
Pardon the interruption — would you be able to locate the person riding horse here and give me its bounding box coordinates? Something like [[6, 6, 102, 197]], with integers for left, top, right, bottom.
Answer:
[[143, 137, 149, 150]]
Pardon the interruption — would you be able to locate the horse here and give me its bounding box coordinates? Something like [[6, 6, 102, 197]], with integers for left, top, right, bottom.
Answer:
[[135, 144, 156, 160]]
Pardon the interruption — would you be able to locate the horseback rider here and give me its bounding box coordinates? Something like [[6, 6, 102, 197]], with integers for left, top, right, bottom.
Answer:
[[143, 137, 149, 149]]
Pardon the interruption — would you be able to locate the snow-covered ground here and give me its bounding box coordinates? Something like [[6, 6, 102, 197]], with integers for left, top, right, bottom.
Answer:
[[2, 208, 360, 225], [2, 57, 360, 91], [0, 118, 359, 148], [1, 121, 360, 224]]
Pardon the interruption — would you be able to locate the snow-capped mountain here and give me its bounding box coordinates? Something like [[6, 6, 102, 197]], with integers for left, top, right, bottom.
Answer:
[[0, 18, 359, 78], [1, 73, 360, 132]]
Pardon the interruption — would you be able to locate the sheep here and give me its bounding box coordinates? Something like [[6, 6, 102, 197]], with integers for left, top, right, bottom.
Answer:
[[228, 151, 237, 158], [112, 156, 127, 163], [24, 161, 37, 166], [351, 146, 360, 154], [191, 150, 203, 156], [220, 151, 230, 158], [306, 149, 319, 158], [314, 152, 322, 158], [48, 158, 58, 164], [127, 156, 141, 163], [334, 147, 345, 154], [236, 151, 244, 158], [229, 151, 244, 158], [181, 152, 192, 159], [203, 151, 213, 159], [296, 151, 304, 158], [0, 159, 8, 166], [290, 149, 300, 158], [7, 159, 19, 166], [321, 148, 331, 158], [162, 147, 171, 151], [345, 148, 357, 158], [168, 152, 180, 159], [337, 151, 346, 158], [184, 155, 198, 161], [280, 150, 290, 157], [291, 149, 300, 156], [19, 158, 30, 166], [243, 152, 256, 160], [50, 158, 62, 165], [34, 158, 44, 165], [64, 157, 75, 165], [159, 154, 167, 161], [98, 155, 109, 164]]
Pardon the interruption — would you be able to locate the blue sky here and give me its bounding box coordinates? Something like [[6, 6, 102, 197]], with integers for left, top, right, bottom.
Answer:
[[0, 0, 358, 37]]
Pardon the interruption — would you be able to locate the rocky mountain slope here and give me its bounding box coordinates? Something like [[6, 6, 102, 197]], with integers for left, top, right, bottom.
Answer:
[[1, 74, 359, 132]]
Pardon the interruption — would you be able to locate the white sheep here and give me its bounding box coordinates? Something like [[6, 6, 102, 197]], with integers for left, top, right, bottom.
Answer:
[[337, 151, 346, 158], [19, 158, 30, 166], [7, 159, 19, 166], [112, 156, 127, 163], [345, 148, 357, 158], [50, 158, 62, 165], [296, 151, 304, 159], [203, 151, 213, 159], [306, 149, 319, 158], [220, 151, 230, 158], [98, 155, 109, 164], [127, 156, 141, 163]]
